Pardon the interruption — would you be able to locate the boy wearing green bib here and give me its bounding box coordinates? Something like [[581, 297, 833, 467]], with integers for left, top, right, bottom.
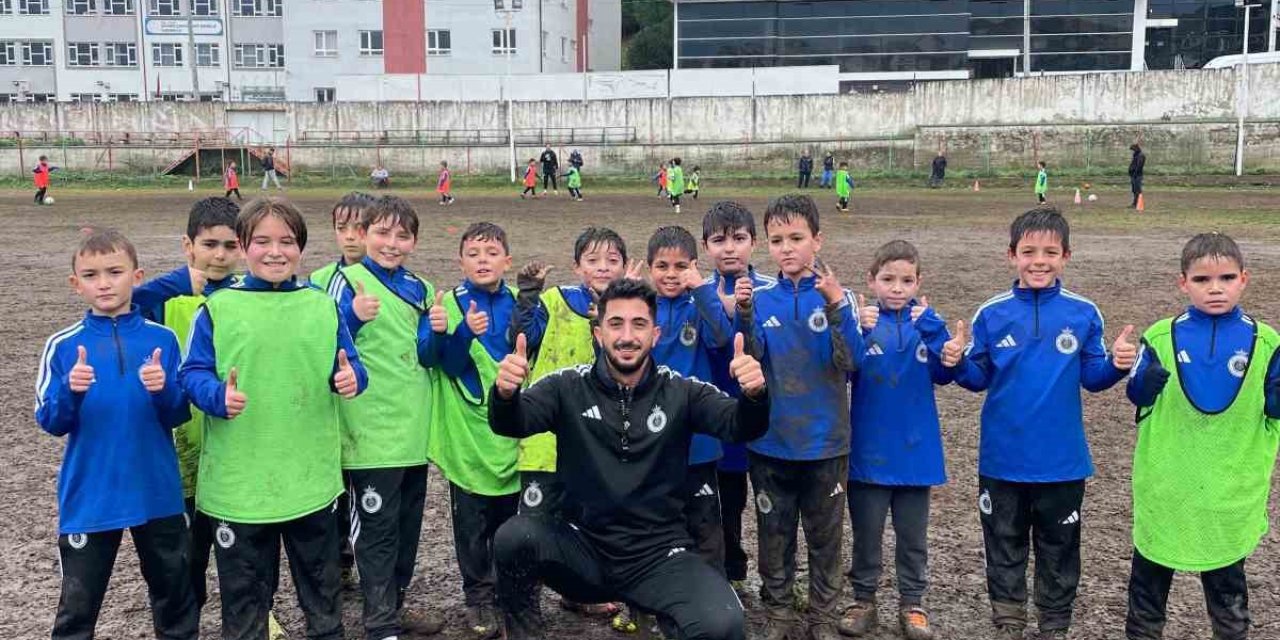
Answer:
[[309, 192, 374, 291], [429, 222, 521, 639], [179, 198, 368, 640], [329, 196, 446, 640], [1124, 233, 1280, 640]]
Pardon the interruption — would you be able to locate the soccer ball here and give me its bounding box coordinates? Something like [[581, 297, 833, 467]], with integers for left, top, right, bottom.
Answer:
[[44, 197, 55, 205], [1087, 194, 1098, 202]]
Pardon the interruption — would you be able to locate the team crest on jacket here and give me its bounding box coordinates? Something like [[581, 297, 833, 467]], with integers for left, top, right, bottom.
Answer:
[[680, 322, 698, 347], [1055, 328, 1079, 355], [756, 491, 774, 515], [216, 522, 236, 549], [979, 489, 993, 516], [523, 481, 544, 508], [808, 307, 829, 333], [67, 533, 88, 550], [1228, 350, 1249, 378], [647, 405, 668, 433], [915, 342, 929, 363], [361, 486, 383, 514]]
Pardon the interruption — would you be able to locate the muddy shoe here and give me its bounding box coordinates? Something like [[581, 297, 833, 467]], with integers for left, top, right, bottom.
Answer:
[[836, 600, 877, 637], [465, 605, 501, 640], [807, 619, 842, 640], [268, 611, 287, 640], [401, 607, 444, 636], [755, 615, 794, 640], [1035, 628, 1068, 640], [898, 606, 933, 640], [994, 624, 1025, 639]]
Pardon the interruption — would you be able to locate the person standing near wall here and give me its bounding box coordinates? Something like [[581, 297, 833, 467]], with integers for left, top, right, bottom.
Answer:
[[539, 146, 560, 195], [820, 151, 835, 188], [1129, 144, 1146, 208], [797, 150, 813, 189], [929, 152, 947, 189], [261, 147, 283, 191]]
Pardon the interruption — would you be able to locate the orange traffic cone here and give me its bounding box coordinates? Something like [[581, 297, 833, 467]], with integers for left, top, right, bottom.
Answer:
[[1136, 194, 1145, 212], [972, 180, 981, 192], [1073, 188, 1082, 205]]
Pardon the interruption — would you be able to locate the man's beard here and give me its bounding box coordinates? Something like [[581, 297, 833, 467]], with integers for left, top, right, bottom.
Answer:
[[604, 342, 649, 376]]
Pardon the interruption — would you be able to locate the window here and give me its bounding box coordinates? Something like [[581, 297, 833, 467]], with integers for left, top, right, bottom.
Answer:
[[66, 0, 94, 14], [23, 41, 53, 65], [314, 87, 334, 102], [427, 29, 450, 55], [149, 0, 177, 15], [70, 92, 98, 102], [66, 42, 99, 66], [0, 41, 16, 65], [359, 30, 383, 55], [233, 0, 281, 16], [151, 42, 183, 66], [492, 28, 516, 54], [19, 0, 49, 14], [0, 0, 10, 13], [233, 43, 284, 67], [195, 42, 219, 66], [193, 0, 216, 15], [111, 93, 138, 101], [103, 0, 133, 14], [313, 30, 336, 57], [103, 42, 137, 66]]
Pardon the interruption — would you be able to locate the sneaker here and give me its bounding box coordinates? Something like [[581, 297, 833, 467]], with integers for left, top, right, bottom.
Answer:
[[611, 611, 639, 634], [898, 606, 933, 640], [994, 624, 1025, 639], [730, 580, 749, 599], [1036, 629, 1068, 640], [756, 615, 794, 640], [466, 605, 501, 640], [268, 611, 286, 640], [836, 601, 877, 636], [401, 607, 444, 636], [808, 620, 842, 640]]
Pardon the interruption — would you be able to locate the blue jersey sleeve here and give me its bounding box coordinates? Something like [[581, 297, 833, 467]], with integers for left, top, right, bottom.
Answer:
[[178, 306, 230, 418], [692, 283, 733, 350], [135, 266, 193, 322], [35, 339, 82, 437], [1126, 339, 1168, 408], [953, 308, 993, 391], [916, 308, 955, 385], [416, 314, 444, 369], [1081, 308, 1127, 392], [831, 291, 865, 372], [332, 309, 369, 395], [440, 320, 479, 380], [1264, 346, 1280, 419], [151, 333, 192, 429], [518, 293, 550, 350], [328, 271, 366, 336]]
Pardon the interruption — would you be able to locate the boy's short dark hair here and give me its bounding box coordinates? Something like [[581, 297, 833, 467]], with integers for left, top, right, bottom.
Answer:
[[647, 225, 698, 264], [1181, 232, 1244, 273], [838, 162, 848, 168], [701, 201, 756, 241], [186, 197, 240, 240], [460, 222, 510, 255], [39, 155, 48, 161], [1009, 206, 1070, 253], [870, 240, 920, 276], [673, 157, 682, 166], [238, 197, 309, 252], [764, 194, 820, 235], [597, 278, 658, 322], [332, 191, 376, 227], [573, 227, 628, 264], [74, 227, 138, 270], [362, 195, 420, 238], [1038, 161, 1047, 168]]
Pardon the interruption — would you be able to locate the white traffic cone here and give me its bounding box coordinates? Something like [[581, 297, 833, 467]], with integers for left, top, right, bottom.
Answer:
[[188, 179, 194, 191]]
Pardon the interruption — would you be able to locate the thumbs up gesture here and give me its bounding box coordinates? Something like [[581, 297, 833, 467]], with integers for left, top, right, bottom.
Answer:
[[189, 268, 208, 296], [1112, 324, 1138, 370], [910, 296, 930, 323], [465, 300, 490, 335], [857, 294, 878, 331], [429, 290, 448, 334], [224, 367, 247, 418], [352, 281, 381, 322], [729, 332, 766, 397], [69, 345, 96, 393], [333, 349, 359, 399], [942, 320, 968, 368], [680, 260, 705, 293], [734, 274, 754, 310], [496, 333, 529, 399], [140, 348, 166, 393]]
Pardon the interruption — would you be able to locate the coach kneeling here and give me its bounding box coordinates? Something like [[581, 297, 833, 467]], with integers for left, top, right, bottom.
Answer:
[[487, 278, 769, 640]]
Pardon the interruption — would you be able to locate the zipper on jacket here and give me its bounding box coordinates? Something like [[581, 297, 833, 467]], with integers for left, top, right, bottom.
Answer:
[[792, 286, 800, 319], [1209, 316, 1218, 358], [895, 308, 904, 352], [1033, 289, 1041, 338], [112, 319, 125, 375], [618, 386, 633, 460]]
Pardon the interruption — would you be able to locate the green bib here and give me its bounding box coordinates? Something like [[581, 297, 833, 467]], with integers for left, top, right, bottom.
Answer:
[[836, 170, 852, 197], [337, 264, 433, 469], [198, 287, 343, 524], [567, 168, 582, 189], [1133, 316, 1280, 571], [309, 261, 342, 291], [518, 286, 595, 472], [668, 166, 685, 194], [428, 287, 520, 495], [165, 294, 207, 498]]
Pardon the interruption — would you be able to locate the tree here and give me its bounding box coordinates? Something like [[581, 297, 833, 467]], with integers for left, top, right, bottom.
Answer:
[[622, 0, 673, 70]]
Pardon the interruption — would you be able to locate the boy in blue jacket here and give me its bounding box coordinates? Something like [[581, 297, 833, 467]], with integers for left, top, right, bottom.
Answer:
[[701, 201, 775, 591], [741, 194, 865, 640], [839, 240, 952, 640], [646, 225, 735, 570], [37, 228, 198, 640], [941, 207, 1136, 639]]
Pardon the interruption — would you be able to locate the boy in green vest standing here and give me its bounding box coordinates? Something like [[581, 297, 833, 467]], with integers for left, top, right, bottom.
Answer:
[[835, 162, 854, 212], [179, 197, 368, 640], [430, 222, 522, 639], [668, 157, 686, 213], [1124, 232, 1280, 640], [329, 195, 446, 639], [1035, 161, 1048, 204], [309, 192, 376, 290]]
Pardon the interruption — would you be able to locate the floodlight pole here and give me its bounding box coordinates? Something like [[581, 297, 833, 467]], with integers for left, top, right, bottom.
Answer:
[[1236, 1, 1259, 176], [496, 0, 521, 182]]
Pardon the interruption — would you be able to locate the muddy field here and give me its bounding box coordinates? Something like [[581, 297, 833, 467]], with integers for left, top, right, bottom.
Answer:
[[2, 185, 1279, 639]]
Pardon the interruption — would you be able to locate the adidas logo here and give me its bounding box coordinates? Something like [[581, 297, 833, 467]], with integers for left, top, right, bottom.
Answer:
[[581, 405, 602, 420], [1177, 350, 1191, 364], [695, 483, 716, 497], [829, 483, 845, 497], [865, 343, 884, 356], [763, 316, 782, 328], [996, 334, 1018, 349], [1060, 510, 1080, 525]]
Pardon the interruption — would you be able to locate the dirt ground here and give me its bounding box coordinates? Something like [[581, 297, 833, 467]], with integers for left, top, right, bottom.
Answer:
[[2, 184, 1279, 640]]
